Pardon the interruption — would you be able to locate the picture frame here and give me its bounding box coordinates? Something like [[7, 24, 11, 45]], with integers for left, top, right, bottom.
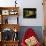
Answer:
[[9, 10, 18, 15], [2, 10, 9, 15], [23, 8, 36, 18]]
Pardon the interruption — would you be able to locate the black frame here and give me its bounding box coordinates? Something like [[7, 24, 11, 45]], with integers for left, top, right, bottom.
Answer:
[[23, 8, 36, 18]]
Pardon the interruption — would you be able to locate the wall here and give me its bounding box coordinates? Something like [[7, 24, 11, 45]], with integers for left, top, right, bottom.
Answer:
[[19, 0, 44, 26], [0, 0, 44, 26]]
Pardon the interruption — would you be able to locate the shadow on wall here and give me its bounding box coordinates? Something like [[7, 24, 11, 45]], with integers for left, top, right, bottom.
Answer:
[[18, 26, 44, 44]]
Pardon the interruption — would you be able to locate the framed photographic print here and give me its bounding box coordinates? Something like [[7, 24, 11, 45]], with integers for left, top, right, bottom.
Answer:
[[2, 10, 9, 15], [9, 9, 18, 15], [23, 8, 36, 18]]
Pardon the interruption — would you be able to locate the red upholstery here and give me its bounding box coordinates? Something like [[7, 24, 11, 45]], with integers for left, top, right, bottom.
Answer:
[[21, 28, 41, 46]]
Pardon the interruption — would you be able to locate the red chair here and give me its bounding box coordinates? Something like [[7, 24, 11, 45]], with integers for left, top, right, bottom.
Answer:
[[21, 28, 41, 46]]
